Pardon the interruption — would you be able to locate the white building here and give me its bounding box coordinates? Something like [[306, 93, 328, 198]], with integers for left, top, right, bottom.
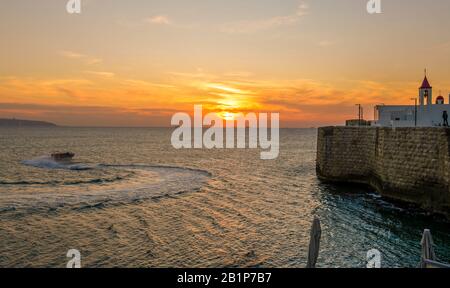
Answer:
[[374, 74, 450, 127]]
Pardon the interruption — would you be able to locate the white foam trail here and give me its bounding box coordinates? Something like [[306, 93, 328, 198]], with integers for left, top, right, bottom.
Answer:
[[0, 162, 211, 214]]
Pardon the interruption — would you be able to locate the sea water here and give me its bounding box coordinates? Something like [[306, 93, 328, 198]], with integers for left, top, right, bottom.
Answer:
[[0, 127, 449, 267]]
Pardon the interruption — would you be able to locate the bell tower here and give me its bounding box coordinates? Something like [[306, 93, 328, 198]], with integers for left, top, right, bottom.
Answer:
[[419, 69, 432, 106]]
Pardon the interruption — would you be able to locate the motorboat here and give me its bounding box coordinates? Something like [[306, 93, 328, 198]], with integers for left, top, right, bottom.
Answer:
[[51, 152, 75, 161]]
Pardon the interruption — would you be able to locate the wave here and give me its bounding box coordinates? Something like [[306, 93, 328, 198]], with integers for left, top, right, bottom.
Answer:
[[0, 175, 127, 186], [98, 164, 212, 177]]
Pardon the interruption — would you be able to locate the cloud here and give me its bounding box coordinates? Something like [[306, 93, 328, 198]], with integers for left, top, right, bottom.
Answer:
[[0, 103, 182, 127], [145, 15, 171, 25], [317, 40, 335, 47], [220, 1, 309, 34], [0, 76, 92, 99], [204, 83, 250, 95], [0, 75, 184, 112], [0, 68, 420, 127], [296, 2, 309, 16], [221, 16, 297, 34], [118, 14, 199, 30], [84, 71, 116, 78], [59, 51, 85, 59], [59, 50, 102, 65], [224, 71, 254, 78]]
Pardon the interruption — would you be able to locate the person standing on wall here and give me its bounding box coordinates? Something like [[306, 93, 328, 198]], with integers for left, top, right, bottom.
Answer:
[[443, 111, 449, 127]]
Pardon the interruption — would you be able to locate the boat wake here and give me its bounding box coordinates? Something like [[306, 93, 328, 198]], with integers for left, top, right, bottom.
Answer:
[[0, 157, 212, 216]]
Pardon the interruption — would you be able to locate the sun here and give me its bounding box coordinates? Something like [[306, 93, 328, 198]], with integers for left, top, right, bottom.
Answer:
[[219, 112, 236, 121]]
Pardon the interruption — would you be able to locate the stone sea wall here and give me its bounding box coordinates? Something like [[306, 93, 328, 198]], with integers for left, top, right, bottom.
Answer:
[[316, 127, 450, 217]]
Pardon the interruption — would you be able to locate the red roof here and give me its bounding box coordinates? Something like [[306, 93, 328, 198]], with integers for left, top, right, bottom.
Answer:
[[420, 76, 432, 89]]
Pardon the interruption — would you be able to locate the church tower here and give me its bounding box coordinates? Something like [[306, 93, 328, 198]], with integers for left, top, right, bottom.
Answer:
[[419, 70, 432, 106]]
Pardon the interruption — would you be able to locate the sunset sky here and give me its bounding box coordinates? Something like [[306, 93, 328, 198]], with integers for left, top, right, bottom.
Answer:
[[1, 0, 450, 127]]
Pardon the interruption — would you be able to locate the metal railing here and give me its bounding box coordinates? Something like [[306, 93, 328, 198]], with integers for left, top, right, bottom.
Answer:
[[423, 259, 450, 269], [306, 218, 450, 268]]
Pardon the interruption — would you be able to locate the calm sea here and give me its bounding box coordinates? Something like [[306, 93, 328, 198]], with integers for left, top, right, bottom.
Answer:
[[0, 127, 449, 268]]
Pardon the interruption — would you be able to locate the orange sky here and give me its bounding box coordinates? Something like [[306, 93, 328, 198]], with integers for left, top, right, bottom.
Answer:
[[1, 0, 450, 127]]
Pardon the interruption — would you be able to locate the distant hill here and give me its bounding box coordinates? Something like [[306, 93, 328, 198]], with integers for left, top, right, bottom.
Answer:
[[0, 119, 58, 127]]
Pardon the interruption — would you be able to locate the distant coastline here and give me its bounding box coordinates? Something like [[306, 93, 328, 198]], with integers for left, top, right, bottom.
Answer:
[[0, 118, 58, 127]]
